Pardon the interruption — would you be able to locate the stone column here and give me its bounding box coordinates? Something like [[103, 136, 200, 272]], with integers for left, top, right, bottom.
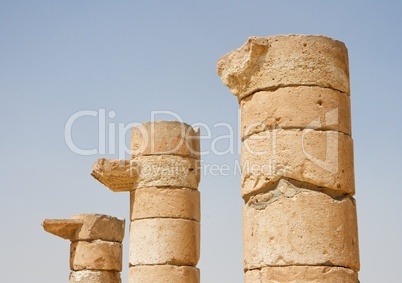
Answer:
[[217, 35, 360, 282], [42, 214, 125, 283], [91, 121, 201, 283]]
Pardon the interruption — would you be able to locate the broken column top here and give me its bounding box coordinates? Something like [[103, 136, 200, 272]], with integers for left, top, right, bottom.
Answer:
[[131, 121, 200, 159], [91, 159, 135, 192], [42, 213, 125, 242], [217, 34, 350, 101], [91, 121, 200, 192]]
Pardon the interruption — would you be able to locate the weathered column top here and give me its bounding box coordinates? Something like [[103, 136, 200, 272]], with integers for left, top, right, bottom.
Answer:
[[217, 34, 350, 101], [91, 121, 200, 192], [42, 213, 125, 242], [91, 159, 135, 192], [131, 121, 200, 159]]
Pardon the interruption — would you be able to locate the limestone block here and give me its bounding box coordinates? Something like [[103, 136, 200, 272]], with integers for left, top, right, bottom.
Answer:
[[69, 270, 121, 283], [130, 187, 200, 221], [243, 186, 359, 271], [128, 265, 200, 283], [71, 214, 125, 242], [240, 86, 351, 139], [70, 240, 122, 271], [42, 219, 83, 240], [217, 34, 350, 100], [241, 129, 354, 197], [131, 155, 200, 189], [245, 266, 358, 283], [129, 218, 200, 266], [131, 121, 200, 158], [42, 214, 124, 242], [91, 158, 136, 192]]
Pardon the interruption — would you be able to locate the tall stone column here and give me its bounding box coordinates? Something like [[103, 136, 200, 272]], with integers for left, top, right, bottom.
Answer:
[[91, 121, 201, 283], [217, 35, 360, 282], [42, 214, 125, 283]]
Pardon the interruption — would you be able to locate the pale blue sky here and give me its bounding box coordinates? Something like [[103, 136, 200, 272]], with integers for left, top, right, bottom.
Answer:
[[1, 1, 401, 282]]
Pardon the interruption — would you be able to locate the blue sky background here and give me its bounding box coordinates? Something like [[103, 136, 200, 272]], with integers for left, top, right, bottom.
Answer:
[[1, 1, 401, 282]]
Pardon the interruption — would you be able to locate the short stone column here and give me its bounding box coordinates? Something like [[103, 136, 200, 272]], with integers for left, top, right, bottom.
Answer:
[[217, 35, 360, 282], [91, 121, 201, 283], [42, 214, 125, 283], [129, 121, 201, 283]]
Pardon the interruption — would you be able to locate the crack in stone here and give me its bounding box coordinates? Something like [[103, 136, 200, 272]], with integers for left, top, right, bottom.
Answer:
[[246, 179, 308, 209], [245, 264, 356, 272], [241, 126, 351, 142], [131, 153, 199, 159], [130, 216, 200, 222], [245, 177, 354, 208], [129, 263, 197, 268], [238, 83, 350, 103]]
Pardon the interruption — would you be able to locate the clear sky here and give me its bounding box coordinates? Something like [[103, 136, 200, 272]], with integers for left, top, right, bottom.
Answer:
[[1, 1, 401, 282]]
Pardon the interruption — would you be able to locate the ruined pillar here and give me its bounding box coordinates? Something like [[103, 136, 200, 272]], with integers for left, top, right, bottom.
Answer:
[[91, 121, 201, 283], [42, 214, 125, 283], [217, 35, 360, 282]]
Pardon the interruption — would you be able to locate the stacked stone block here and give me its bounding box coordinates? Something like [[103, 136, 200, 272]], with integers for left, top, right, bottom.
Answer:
[[217, 35, 360, 282], [129, 121, 200, 283], [91, 121, 201, 283], [42, 214, 125, 283]]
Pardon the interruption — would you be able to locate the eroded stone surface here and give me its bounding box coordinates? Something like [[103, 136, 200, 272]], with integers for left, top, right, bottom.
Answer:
[[240, 86, 351, 139], [42, 214, 124, 242], [243, 188, 359, 271], [131, 155, 200, 189], [70, 240, 122, 271], [129, 218, 200, 266], [42, 219, 83, 240], [241, 129, 355, 197], [131, 121, 200, 158], [245, 266, 358, 283], [128, 265, 200, 283], [130, 187, 200, 221], [91, 158, 136, 192], [71, 214, 125, 242], [217, 34, 350, 100], [69, 270, 121, 283]]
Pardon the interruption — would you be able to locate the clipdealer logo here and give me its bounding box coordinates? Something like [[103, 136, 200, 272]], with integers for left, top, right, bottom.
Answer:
[[64, 108, 339, 175]]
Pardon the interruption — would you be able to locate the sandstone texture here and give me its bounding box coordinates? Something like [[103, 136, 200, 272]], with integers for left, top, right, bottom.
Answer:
[[245, 266, 358, 283], [131, 155, 200, 189], [243, 183, 359, 271], [128, 265, 200, 283], [43, 214, 124, 281], [241, 129, 355, 198], [42, 214, 124, 242], [217, 34, 350, 100], [70, 240, 122, 271], [131, 121, 200, 158], [240, 86, 351, 139], [71, 214, 125, 242], [87, 121, 201, 283], [42, 219, 83, 240], [217, 34, 359, 280], [129, 218, 200, 266], [91, 158, 136, 192], [69, 270, 121, 283], [130, 187, 200, 221]]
